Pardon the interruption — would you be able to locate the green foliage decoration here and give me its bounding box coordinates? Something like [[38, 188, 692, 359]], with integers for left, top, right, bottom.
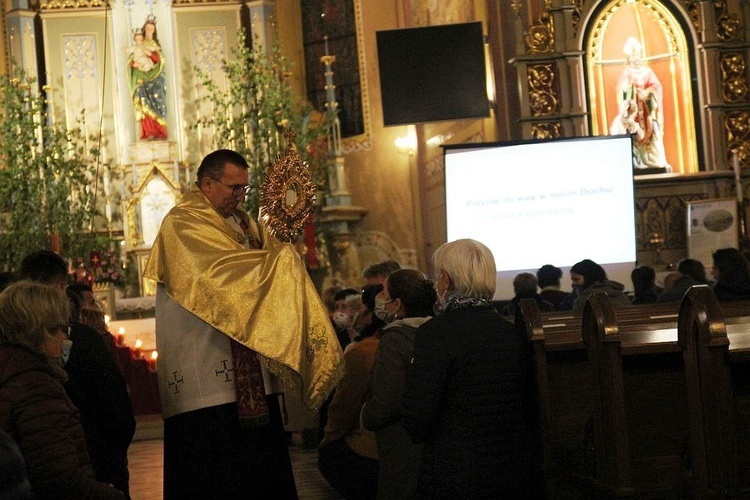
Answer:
[[0, 68, 100, 270], [190, 29, 331, 217]]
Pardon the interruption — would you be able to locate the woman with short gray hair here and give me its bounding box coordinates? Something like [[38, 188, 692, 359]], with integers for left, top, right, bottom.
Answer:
[[402, 239, 535, 498]]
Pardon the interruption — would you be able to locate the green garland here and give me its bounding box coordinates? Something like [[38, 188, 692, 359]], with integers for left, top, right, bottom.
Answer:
[[190, 29, 332, 218], [0, 68, 100, 270]]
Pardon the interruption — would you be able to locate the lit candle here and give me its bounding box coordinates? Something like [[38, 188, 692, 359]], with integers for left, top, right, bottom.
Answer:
[[117, 327, 126, 346], [134, 339, 143, 359], [734, 153, 743, 204], [148, 350, 159, 372], [104, 315, 110, 330]]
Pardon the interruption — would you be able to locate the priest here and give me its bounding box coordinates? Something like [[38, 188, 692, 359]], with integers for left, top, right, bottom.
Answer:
[[144, 149, 344, 499]]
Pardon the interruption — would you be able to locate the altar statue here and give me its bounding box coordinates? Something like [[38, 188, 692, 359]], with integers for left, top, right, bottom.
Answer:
[[611, 37, 670, 171], [127, 16, 168, 140]]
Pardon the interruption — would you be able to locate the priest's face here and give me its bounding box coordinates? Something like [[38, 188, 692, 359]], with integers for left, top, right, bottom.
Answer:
[[204, 162, 249, 217]]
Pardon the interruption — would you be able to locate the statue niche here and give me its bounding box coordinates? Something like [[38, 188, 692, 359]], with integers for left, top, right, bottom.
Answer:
[[585, 0, 698, 174]]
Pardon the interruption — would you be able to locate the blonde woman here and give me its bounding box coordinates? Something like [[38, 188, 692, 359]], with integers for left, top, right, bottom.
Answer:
[[0, 281, 124, 499]]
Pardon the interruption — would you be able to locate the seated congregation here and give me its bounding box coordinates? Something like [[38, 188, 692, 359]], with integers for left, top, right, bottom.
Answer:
[[2, 241, 749, 499], [316, 245, 750, 499]]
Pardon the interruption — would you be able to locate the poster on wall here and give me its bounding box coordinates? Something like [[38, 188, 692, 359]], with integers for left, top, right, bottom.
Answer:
[[687, 198, 739, 268]]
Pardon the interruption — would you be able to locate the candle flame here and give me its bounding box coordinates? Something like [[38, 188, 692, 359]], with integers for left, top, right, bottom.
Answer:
[[135, 339, 143, 348], [151, 350, 159, 360], [118, 327, 126, 335]]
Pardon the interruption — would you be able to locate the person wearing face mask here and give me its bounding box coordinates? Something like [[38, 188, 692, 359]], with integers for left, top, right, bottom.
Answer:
[[401, 239, 536, 499], [19, 250, 135, 499], [565, 258, 632, 312], [332, 288, 361, 351], [0, 281, 125, 499], [318, 298, 380, 499], [349, 284, 386, 349], [362, 269, 435, 500]]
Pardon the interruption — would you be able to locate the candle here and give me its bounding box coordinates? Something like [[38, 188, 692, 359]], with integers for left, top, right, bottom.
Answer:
[[132, 163, 138, 188], [186, 167, 191, 186], [173, 160, 179, 184], [104, 315, 110, 330], [134, 339, 143, 359], [148, 350, 159, 372], [117, 327, 126, 346], [734, 153, 743, 204]]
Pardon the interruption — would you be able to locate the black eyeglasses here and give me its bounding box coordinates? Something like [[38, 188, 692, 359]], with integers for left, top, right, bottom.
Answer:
[[210, 177, 252, 197]]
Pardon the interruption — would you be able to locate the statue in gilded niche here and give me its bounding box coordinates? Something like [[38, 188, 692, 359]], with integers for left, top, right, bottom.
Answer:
[[127, 16, 168, 140], [610, 37, 670, 171]]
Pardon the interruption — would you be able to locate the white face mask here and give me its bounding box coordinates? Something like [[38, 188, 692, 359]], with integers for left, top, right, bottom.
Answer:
[[61, 339, 73, 364], [374, 296, 395, 323], [332, 311, 351, 330], [434, 289, 449, 316], [52, 339, 73, 367]]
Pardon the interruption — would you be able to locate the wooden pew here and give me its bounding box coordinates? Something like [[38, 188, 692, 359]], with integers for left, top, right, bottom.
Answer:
[[582, 293, 690, 497], [678, 285, 750, 497], [519, 291, 750, 497], [516, 299, 592, 496], [517, 298, 686, 495]]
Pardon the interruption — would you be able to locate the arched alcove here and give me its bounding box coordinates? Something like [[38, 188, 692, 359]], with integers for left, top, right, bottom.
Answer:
[[584, 0, 698, 174]]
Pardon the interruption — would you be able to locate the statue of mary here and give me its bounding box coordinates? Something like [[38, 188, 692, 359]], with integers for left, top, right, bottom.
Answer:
[[128, 16, 168, 140]]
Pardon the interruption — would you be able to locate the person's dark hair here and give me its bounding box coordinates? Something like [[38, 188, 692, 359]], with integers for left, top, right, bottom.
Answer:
[[513, 272, 538, 296], [19, 250, 67, 284], [712, 247, 750, 278], [196, 149, 250, 185], [631, 265, 656, 292], [570, 259, 607, 288], [385, 269, 436, 318], [322, 285, 343, 314], [360, 284, 383, 311], [333, 288, 359, 303], [677, 258, 707, 284], [0, 272, 16, 293], [67, 283, 93, 295], [536, 264, 562, 288], [142, 19, 160, 45], [66, 288, 83, 323], [363, 260, 401, 280]]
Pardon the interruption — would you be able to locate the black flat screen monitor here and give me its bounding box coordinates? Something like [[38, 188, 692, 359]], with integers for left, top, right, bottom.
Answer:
[[376, 22, 490, 126], [444, 135, 638, 300]]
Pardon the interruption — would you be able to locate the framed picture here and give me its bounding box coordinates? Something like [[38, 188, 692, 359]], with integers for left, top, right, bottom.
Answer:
[[687, 198, 739, 269]]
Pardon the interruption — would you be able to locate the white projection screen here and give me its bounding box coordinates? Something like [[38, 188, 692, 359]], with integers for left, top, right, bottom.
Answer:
[[444, 135, 637, 300]]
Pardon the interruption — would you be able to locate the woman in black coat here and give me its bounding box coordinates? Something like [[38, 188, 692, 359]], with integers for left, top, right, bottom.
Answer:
[[401, 239, 535, 499], [0, 281, 124, 499]]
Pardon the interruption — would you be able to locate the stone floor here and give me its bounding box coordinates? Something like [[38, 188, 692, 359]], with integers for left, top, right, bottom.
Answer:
[[127, 416, 342, 500]]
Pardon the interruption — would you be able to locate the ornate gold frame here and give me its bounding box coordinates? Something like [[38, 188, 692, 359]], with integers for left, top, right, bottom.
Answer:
[[259, 132, 317, 243]]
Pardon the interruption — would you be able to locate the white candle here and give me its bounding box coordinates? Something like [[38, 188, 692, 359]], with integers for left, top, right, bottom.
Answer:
[[734, 153, 743, 204], [173, 160, 179, 183]]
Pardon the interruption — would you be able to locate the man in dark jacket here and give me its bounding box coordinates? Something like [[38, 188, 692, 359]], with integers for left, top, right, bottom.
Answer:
[[19, 250, 136, 499]]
